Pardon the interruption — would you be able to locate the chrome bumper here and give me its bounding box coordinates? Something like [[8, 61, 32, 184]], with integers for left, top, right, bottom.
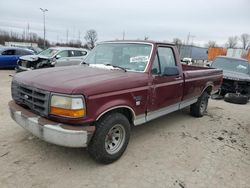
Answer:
[[9, 100, 95, 148]]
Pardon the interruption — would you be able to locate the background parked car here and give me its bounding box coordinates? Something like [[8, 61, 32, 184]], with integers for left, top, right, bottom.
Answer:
[[22, 46, 43, 54], [16, 47, 89, 72], [211, 56, 250, 104], [181, 57, 193, 65], [0, 47, 34, 69]]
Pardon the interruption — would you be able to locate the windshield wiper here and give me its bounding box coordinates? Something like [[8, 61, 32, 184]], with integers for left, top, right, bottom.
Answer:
[[104, 64, 127, 72]]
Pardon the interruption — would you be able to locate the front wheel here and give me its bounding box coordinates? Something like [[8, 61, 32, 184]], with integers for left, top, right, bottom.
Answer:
[[190, 92, 209, 117], [88, 113, 131, 164]]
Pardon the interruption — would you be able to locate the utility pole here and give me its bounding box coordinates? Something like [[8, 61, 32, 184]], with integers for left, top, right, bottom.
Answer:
[[186, 32, 190, 45], [190, 35, 195, 46], [66, 29, 69, 44], [122, 31, 125, 40], [78, 30, 81, 41], [40, 8, 48, 49], [27, 23, 30, 40]]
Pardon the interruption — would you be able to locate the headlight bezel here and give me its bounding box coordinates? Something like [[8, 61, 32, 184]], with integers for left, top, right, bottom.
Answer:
[[49, 93, 86, 118]]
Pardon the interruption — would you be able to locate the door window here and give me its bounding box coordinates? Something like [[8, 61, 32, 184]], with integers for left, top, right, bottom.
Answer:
[[57, 50, 69, 57], [158, 47, 176, 72], [70, 50, 87, 57], [80, 50, 87, 56], [151, 47, 177, 75], [2, 50, 15, 55], [15, 49, 33, 55]]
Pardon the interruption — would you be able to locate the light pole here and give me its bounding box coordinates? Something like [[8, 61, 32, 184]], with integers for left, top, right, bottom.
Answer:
[[40, 8, 48, 49]]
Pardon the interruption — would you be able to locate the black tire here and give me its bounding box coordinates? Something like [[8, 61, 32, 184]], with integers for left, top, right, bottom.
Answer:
[[224, 93, 248, 105], [88, 112, 131, 164], [190, 92, 209, 117], [211, 93, 223, 100]]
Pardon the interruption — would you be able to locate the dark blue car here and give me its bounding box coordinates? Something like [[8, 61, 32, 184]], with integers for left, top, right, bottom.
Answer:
[[0, 47, 34, 68]]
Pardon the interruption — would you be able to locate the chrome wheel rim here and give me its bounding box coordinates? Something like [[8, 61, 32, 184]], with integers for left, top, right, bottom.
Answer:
[[105, 124, 126, 154]]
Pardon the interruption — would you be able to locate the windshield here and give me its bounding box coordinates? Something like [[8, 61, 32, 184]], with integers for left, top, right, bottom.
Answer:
[[84, 43, 152, 72], [212, 57, 249, 74], [39, 48, 59, 57]]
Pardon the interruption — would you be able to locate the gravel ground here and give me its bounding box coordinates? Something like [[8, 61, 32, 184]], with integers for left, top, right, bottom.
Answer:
[[0, 70, 250, 188]]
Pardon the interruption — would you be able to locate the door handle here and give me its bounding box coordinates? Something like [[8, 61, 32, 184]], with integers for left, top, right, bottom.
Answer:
[[175, 76, 182, 80]]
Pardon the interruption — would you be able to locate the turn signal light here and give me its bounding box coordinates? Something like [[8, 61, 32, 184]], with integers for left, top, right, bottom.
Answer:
[[50, 106, 85, 118]]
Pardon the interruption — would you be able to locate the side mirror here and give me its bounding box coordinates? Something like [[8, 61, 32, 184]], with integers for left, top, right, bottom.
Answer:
[[163, 67, 179, 76], [55, 55, 61, 59], [206, 61, 213, 67]]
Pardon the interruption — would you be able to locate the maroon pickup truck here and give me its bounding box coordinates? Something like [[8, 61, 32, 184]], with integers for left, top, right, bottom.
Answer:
[[9, 41, 223, 163]]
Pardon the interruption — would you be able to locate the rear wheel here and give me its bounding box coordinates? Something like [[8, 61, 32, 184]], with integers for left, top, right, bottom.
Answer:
[[190, 92, 209, 117], [88, 112, 130, 164]]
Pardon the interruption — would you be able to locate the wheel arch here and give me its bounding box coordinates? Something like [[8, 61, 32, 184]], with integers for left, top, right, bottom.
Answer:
[[96, 106, 136, 125], [201, 83, 214, 95]]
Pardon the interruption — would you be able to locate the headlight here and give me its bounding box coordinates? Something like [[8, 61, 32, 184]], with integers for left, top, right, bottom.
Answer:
[[50, 94, 86, 118]]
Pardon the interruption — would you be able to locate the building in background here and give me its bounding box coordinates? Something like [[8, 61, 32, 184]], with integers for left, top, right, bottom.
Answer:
[[4, 41, 38, 47], [179, 45, 208, 62]]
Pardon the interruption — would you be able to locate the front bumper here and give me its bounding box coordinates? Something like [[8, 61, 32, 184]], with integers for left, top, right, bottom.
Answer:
[[15, 66, 32, 73], [9, 100, 95, 148]]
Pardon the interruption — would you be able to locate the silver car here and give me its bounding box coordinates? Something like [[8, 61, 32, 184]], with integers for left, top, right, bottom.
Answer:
[[16, 47, 89, 72]]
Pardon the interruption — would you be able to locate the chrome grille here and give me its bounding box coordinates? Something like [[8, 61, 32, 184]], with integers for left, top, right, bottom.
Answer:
[[11, 81, 50, 116]]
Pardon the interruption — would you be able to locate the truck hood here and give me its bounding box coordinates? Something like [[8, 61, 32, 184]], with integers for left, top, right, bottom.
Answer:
[[19, 55, 51, 61], [223, 70, 250, 82], [13, 65, 149, 96]]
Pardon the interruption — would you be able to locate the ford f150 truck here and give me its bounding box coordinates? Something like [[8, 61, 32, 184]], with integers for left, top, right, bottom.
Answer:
[[9, 41, 223, 164]]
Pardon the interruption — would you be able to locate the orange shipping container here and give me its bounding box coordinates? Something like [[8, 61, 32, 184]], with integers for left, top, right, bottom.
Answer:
[[208, 47, 227, 61], [247, 50, 250, 62]]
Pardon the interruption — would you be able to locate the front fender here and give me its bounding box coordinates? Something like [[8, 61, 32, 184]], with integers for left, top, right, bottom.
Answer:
[[86, 95, 137, 122]]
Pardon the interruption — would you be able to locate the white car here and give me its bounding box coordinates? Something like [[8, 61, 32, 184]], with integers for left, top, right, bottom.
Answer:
[[181, 57, 193, 65]]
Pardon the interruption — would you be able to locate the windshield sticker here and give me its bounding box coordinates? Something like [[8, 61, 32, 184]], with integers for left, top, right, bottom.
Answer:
[[130, 56, 149, 63]]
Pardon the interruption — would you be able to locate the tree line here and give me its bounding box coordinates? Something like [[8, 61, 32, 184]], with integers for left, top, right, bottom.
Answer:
[[173, 33, 250, 49], [0, 29, 98, 49], [1, 28, 249, 50]]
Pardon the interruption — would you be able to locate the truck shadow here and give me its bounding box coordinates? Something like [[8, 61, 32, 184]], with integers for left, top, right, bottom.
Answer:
[[131, 107, 192, 139], [19, 107, 192, 165]]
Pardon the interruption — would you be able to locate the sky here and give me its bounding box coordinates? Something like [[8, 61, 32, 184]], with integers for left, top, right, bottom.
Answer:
[[0, 0, 249, 47]]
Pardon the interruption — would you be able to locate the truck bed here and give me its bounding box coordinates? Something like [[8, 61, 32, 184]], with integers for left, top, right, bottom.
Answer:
[[181, 64, 223, 100]]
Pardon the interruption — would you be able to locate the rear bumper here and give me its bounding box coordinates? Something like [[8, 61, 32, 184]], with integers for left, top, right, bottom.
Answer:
[[9, 100, 95, 148]]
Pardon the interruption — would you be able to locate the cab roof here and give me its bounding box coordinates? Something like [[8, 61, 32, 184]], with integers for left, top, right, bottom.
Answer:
[[100, 40, 175, 46]]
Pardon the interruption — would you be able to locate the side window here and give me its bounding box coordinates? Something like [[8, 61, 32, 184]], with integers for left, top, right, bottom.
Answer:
[[79, 50, 87, 56], [158, 47, 176, 73], [71, 50, 86, 57], [69, 50, 75, 57], [2, 50, 15, 55], [57, 50, 69, 58], [15, 49, 32, 55], [151, 56, 160, 75], [14, 50, 22, 55]]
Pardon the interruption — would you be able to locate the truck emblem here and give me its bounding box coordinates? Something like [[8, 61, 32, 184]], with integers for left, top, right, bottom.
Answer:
[[24, 94, 29, 99]]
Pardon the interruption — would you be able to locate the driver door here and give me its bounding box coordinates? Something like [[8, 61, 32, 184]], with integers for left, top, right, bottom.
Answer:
[[147, 46, 183, 121], [55, 50, 70, 66]]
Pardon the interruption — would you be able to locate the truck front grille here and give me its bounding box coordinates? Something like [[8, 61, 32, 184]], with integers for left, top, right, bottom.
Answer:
[[11, 81, 50, 116]]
